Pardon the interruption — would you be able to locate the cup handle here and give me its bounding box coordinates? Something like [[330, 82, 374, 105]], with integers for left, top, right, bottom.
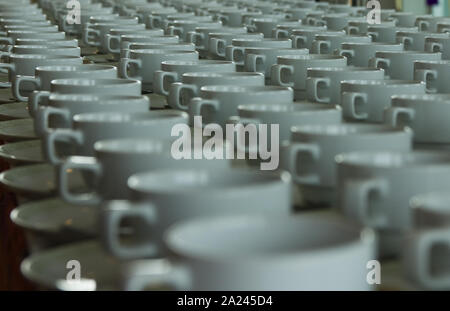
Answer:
[[0, 63, 15, 88], [210, 37, 226, 57], [370, 57, 390, 77], [34, 106, 71, 137], [384, 106, 415, 127], [306, 77, 330, 104], [408, 229, 450, 290], [342, 178, 389, 228], [12, 75, 41, 102], [119, 58, 142, 80], [58, 156, 102, 205], [167, 25, 183, 37], [153, 70, 178, 96], [106, 34, 120, 54], [101, 200, 158, 259], [217, 14, 229, 26], [188, 98, 219, 127], [367, 31, 379, 41], [274, 28, 289, 39], [229, 46, 245, 65], [245, 54, 266, 73], [187, 31, 204, 49], [0, 37, 13, 45], [28, 91, 50, 118], [400, 36, 413, 50], [122, 259, 191, 291], [346, 25, 360, 35], [312, 40, 331, 54], [415, 69, 438, 93], [289, 142, 320, 184], [0, 50, 10, 61], [291, 34, 307, 49], [339, 49, 355, 62], [429, 41, 444, 53], [342, 92, 369, 120], [168, 82, 198, 110], [44, 128, 84, 165], [271, 64, 294, 87], [147, 15, 162, 29], [83, 27, 101, 47], [417, 20, 429, 32], [246, 24, 257, 32]]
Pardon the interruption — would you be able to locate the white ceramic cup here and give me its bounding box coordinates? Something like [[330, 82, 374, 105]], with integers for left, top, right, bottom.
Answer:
[[166, 20, 222, 42], [403, 192, 450, 290], [367, 25, 418, 43], [119, 49, 199, 92], [306, 67, 385, 106], [121, 213, 375, 290], [280, 124, 412, 204], [0, 54, 83, 89], [396, 31, 449, 52], [289, 26, 330, 49], [385, 94, 450, 144], [370, 51, 442, 80], [387, 12, 417, 27], [416, 15, 450, 32], [168, 72, 265, 110], [28, 78, 142, 117], [311, 33, 372, 54], [121, 42, 196, 59], [425, 37, 450, 60], [153, 60, 236, 97], [58, 138, 230, 205], [43, 110, 189, 165], [187, 26, 246, 57], [336, 150, 450, 231], [12, 64, 117, 103], [336, 42, 404, 67], [414, 60, 450, 94], [188, 85, 293, 128], [244, 47, 309, 79], [341, 80, 426, 123], [102, 168, 292, 260], [33, 94, 150, 137], [271, 54, 347, 100], [208, 32, 263, 60]]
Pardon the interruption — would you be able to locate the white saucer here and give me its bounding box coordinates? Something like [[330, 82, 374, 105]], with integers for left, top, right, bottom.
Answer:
[[0, 163, 86, 200], [11, 197, 97, 252], [0, 139, 44, 166], [0, 118, 37, 142], [21, 240, 124, 290], [0, 102, 29, 120]]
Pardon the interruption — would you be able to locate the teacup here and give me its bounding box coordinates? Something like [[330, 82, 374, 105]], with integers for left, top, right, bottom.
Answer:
[[145, 10, 188, 29], [117, 34, 180, 57], [153, 60, 236, 97], [306, 67, 384, 105], [121, 213, 375, 290], [0, 30, 66, 45], [387, 12, 417, 27], [347, 20, 396, 35], [385, 94, 450, 144], [12, 64, 117, 103], [28, 78, 142, 117], [208, 32, 263, 60], [341, 80, 426, 123], [34, 94, 150, 137], [188, 85, 293, 128], [336, 42, 404, 67], [187, 26, 246, 57], [105, 28, 164, 56], [396, 31, 448, 52], [166, 20, 222, 42], [403, 192, 450, 290], [168, 72, 265, 110], [121, 43, 196, 59], [119, 49, 199, 92], [370, 51, 441, 80], [0, 55, 83, 89], [58, 138, 230, 205], [425, 37, 450, 60], [43, 110, 189, 164], [336, 151, 450, 232], [244, 47, 309, 80], [311, 33, 371, 54], [289, 27, 334, 49], [271, 54, 347, 100], [367, 25, 418, 43], [416, 15, 450, 32], [280, 124, 412, 204], [414, 60, 450, 93], [102, 168, 292, 260]]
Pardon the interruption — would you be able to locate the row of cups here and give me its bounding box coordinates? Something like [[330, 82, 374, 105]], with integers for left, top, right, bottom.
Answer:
[[1, 0, 450, 291]]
